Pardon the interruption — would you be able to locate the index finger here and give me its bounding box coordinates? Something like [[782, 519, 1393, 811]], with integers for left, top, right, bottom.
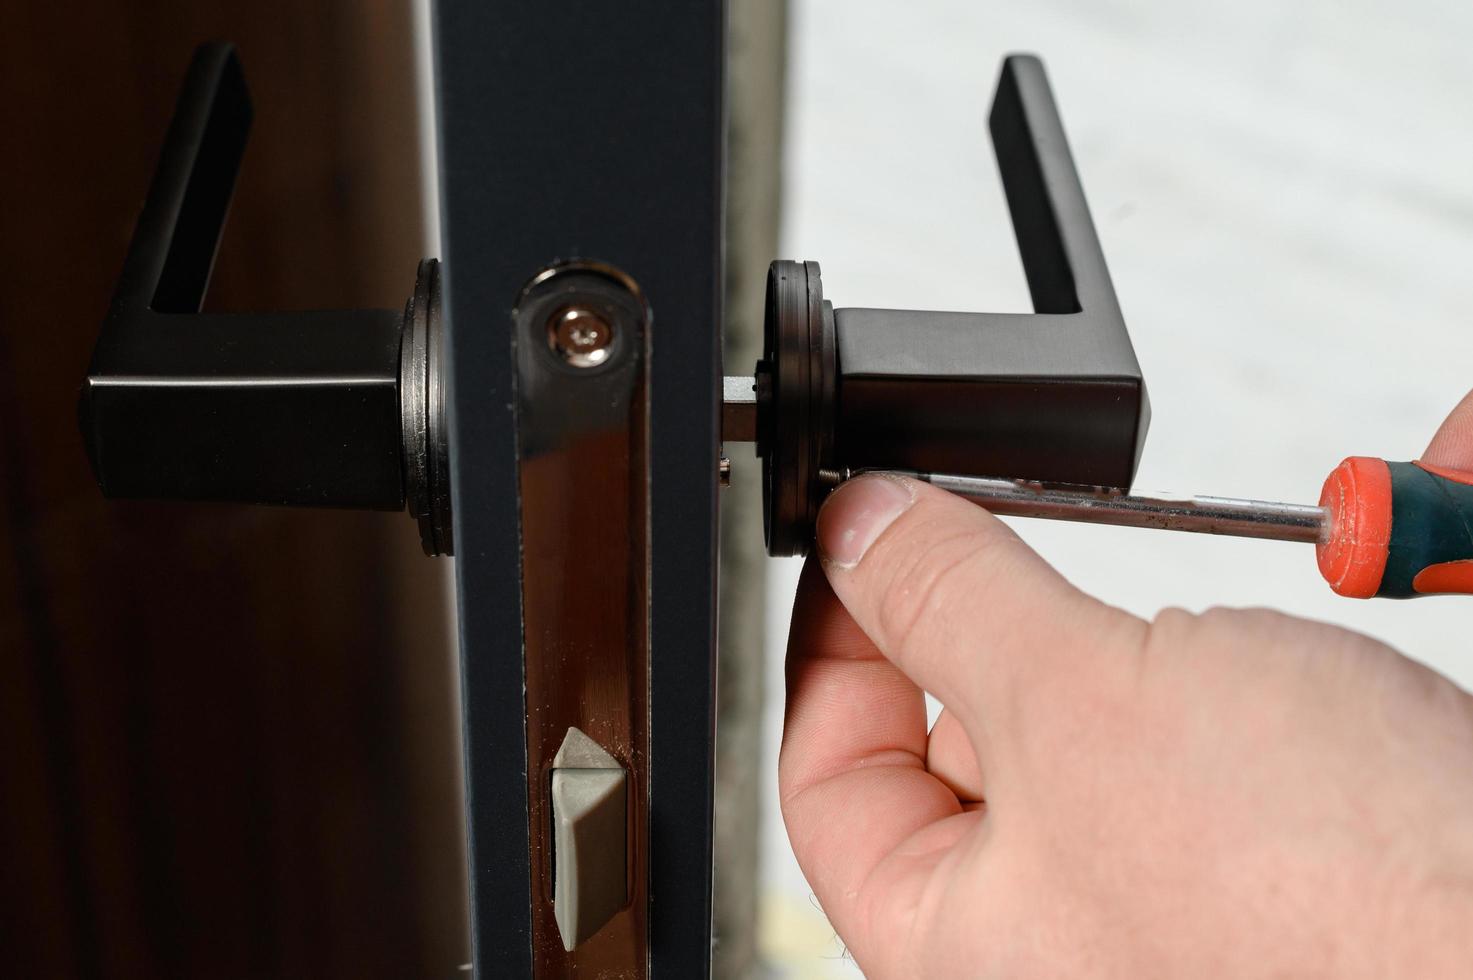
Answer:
[[1423, 388, 1473, 469], [779, 556, 977, 974]]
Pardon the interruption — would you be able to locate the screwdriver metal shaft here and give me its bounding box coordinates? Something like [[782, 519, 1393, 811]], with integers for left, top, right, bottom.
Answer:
[[866, 471, 1329, 545]]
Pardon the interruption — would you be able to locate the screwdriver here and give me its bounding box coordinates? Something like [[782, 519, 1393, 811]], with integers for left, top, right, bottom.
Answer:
[[845, 458, 1473, 599]]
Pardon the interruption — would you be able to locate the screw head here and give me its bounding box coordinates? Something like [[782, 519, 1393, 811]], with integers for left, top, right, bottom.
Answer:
[[548, 306, 614, 368]]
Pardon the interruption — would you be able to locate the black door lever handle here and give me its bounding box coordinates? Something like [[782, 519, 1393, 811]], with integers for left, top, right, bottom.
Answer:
[[80, 42, 451, 555], [733, 55, 1153, 555]]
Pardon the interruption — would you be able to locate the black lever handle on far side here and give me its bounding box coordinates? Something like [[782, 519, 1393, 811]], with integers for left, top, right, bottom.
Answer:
[[80, 42, 451, 554]]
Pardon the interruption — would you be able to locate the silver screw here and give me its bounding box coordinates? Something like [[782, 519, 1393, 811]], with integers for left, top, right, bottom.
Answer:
[[548, 306, 614, 368]]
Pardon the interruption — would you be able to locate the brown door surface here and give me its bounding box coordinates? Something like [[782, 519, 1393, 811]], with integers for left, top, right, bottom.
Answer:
[[0, 3, 468, 976]]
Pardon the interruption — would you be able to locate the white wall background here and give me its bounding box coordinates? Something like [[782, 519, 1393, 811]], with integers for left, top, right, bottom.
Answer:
[[757, 1, 1473, 974]]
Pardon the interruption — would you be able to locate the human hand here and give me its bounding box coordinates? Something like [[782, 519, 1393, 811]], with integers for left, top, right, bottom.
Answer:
[[780, 392, 1473, 978]]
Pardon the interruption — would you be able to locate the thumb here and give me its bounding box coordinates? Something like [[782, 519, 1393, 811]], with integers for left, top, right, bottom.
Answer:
[[815, 474, 1145, 756], [1422, 389, 1473, 470]]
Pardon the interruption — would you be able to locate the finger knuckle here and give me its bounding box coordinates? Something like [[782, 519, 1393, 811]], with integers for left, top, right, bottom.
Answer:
[[1146, 604, 1265, 652], [1147, 605, 1304, 655]]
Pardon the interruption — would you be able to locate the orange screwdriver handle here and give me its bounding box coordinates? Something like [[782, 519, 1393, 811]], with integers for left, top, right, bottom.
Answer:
[[1317, 457, 1473, 598]]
